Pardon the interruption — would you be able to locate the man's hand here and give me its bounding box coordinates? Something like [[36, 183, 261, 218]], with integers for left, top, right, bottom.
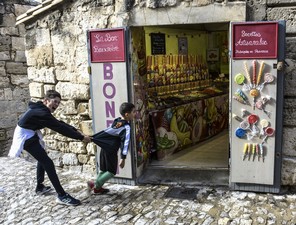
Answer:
[[83, 135, 92, 143], [119, 159, 125, 168]]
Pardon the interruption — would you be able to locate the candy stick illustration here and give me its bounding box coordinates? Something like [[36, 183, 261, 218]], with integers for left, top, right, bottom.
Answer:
[[252, 143, 256, 161], [234, 89, 250, 105], [259, 143, 264, 162], [248, 143, 252, 160], [233, 95, 249, 105], [256, 144, 259, 161], [257, 61, 265, 86], [243, 61, 252, 87], [242, 143, 248, 161], [241, 108, 250, 118], [232, 113, 243, 122], [252, 60, 256, 88]]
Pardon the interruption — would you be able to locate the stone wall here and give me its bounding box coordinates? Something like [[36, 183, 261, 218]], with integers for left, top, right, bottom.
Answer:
[[263, 0, 296, 185], [0, 0, 39, 156], [11, 0, 296, 185]]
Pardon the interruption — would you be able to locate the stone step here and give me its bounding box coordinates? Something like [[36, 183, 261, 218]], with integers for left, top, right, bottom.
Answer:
[[137, 166, 230, 186]]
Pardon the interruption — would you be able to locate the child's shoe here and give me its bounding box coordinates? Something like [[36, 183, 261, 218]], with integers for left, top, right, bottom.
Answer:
[[87, 180, 109, 195]]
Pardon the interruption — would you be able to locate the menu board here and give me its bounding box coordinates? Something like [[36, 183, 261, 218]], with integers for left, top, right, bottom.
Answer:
[[151, 33, 166, 55]]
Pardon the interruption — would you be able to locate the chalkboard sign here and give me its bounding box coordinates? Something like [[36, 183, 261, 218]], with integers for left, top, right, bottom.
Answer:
[[151, 33, 166, 55]]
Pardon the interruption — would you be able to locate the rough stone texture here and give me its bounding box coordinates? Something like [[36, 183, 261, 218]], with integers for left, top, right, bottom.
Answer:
[[1, 157, 296, 225], [0, 0, 34, 156]]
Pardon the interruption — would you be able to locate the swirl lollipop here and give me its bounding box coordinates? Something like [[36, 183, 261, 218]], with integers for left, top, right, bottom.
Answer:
[[258, 73, 275, 91], [248, 114, 260, 136], [262, 127, 275, 144]]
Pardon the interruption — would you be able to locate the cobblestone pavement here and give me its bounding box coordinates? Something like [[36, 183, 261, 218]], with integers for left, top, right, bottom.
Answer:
[[1, 157, 296, 225]]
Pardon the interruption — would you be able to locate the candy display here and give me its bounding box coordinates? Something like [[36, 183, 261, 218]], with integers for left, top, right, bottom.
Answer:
[[233, 60, 276, 163]]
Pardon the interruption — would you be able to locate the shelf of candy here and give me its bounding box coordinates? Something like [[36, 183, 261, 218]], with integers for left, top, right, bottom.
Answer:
[[146, 54, 223, 110]]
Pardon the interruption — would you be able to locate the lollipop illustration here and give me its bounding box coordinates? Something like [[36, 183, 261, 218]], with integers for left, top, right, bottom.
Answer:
[[262, 127, 275, 144], [258, 73, 275, 91], [259, 119, 269, 138]]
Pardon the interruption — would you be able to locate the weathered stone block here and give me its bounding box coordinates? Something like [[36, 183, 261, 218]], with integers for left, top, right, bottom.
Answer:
[[55, 69, 71, 81], [69, 142, 87, 154], [283, 98, 296, 126], [0, 100, 27, 114], [281, 157, 296, 185], [87, 143, 96, 156], [88, 99, 92, 119], [27, 67, 56, 83], [26, 45, 53, 67], [36, 28, 51, 45], [14, 4, 33, 17], [2, 13, 16, 27], [78, 154, 89, 164], [267, 0, 296, 4], [11, 75, 29, 86], [29, 82, 44, 97], [282, 127, 296, 157], [0, 67, 6, 76], [0, 77, 10, 88], [56, 82, 90, 100], [88, 155, 96, 165], [77, 103, 89, 115], [62, 153, 79, 165], [0, 114, 18, 128], [0, 51, 10, 61], [6, 62, 27, 74], [12, 37, 25, 51], [267, 8, 296, 33], [0, 27, 19, 36], [15, 51, 27, 62], [47, 150, 63, 167], [79, 120, 93, 136], [0, 36, 11, 51], [60, 100, 77, 115], [4, 88, 13, 100], [12, 87, 29, 100]]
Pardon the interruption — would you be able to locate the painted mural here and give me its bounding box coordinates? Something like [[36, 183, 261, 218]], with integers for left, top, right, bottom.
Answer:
[[150, 94, 228, 160]]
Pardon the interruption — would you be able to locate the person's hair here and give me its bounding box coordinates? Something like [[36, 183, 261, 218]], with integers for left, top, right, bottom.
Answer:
[[119, 102, 135, 116], [44, 90, 61, 100]]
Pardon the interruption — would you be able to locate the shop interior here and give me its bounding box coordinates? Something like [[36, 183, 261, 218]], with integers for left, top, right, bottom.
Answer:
[[142, 23, 230, 172]]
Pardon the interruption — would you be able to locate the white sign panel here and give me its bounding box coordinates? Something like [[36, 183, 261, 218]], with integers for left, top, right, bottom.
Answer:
[[90, 62, 132, 179]]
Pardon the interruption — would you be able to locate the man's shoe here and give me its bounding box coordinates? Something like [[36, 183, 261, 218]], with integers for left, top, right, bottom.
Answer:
[[56, 193, 81, 206], [35, 184, 51, 194], [87, 180, 109, 195]]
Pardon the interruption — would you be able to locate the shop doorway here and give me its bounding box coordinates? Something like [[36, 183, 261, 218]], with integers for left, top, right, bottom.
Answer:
[[131, 23, 231, 185]]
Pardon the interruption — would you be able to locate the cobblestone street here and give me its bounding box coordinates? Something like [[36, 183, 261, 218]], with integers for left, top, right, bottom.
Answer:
[[1, 157, 296, 225]]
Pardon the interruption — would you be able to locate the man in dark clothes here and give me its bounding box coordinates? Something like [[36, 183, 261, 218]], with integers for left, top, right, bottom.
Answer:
[[9, 90, 91, 206], [87, 102, 136, 194]]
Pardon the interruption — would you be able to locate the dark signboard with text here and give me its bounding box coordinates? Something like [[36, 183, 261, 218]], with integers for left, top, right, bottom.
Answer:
[[89, 28, 125, 62], [232, 22, 278, 59]]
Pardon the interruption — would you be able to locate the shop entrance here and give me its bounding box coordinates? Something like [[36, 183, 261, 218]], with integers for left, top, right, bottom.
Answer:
[[130, 23, 231, 185]]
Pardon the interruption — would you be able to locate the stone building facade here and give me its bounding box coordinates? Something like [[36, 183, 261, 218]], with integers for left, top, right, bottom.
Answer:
[[0, 0, 39, 156], [3, 0, 296, 186]]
